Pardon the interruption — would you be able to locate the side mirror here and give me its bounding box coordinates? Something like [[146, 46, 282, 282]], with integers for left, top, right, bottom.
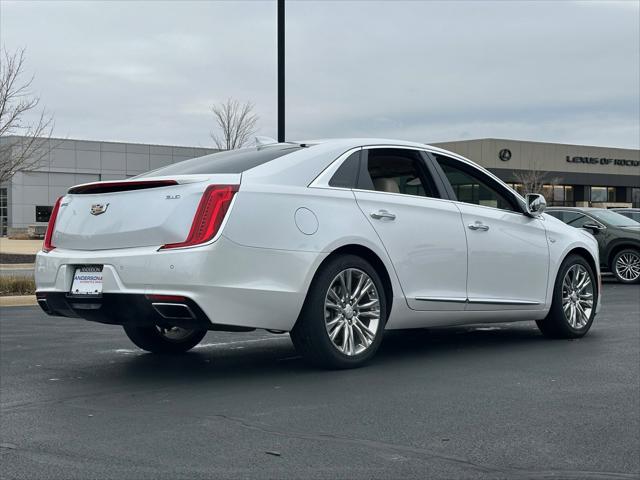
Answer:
[[582, 222, 603, 234], [525, 193, 546, 217]]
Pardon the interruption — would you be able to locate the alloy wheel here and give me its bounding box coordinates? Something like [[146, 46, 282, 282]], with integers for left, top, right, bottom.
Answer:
[[324, 268, 381, 356], [615, 251, 640, 282], [561, 264, 594, 329]]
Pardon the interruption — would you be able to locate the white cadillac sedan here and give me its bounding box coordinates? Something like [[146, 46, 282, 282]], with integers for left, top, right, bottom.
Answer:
[[35, 139, 601, 368]]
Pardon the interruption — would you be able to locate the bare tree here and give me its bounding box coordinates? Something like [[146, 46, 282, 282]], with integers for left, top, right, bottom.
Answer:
[[514, 162, 561, 201], [0, 48, 54, 184], [209, 98, 258, 150]]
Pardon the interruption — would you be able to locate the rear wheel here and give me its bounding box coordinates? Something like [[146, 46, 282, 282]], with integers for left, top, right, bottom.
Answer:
[[291, 254, 387, 369], [123, 324, 207, 353], [536, 254, 597, 339], [611, 248, 640, 284]]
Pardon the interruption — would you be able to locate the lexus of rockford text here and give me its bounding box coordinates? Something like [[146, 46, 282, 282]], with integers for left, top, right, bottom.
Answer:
[[35, 139, 601, 368]]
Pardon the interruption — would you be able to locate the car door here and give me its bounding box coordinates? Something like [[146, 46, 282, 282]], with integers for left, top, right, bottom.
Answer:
[[352, 147, 468, 311], [432, 153, 550, 310]]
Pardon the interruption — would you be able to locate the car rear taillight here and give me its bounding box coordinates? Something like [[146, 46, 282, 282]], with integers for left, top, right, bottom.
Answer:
[[160, 185, 238, 250], [42, 196, 63, 253]]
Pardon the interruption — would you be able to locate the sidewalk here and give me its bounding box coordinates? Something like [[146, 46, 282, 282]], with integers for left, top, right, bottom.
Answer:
[[0, 238, 43, 255], [0, 295, 37, 307]]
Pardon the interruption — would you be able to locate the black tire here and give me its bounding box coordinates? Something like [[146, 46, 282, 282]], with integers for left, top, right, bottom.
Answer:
[[536, 254, 597, 339], [290, 254, 387, 369], [123, 324, 207, 353], [611, 248, 640, 284]]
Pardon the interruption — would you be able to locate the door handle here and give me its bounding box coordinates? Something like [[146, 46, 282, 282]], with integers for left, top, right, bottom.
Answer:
[[468, 222, 489, 231], [370, 210, 396, 220]]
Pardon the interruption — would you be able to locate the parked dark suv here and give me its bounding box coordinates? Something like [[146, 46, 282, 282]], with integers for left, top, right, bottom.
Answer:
[[613, 208, 640, 223], [547, 207, 640, 284]]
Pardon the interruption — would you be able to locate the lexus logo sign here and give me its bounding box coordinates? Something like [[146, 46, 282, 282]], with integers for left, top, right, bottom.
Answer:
[[499, 148, 512, 162]]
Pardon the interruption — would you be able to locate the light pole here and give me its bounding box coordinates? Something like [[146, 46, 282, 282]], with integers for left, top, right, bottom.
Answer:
[[277, 0, 285, 142]]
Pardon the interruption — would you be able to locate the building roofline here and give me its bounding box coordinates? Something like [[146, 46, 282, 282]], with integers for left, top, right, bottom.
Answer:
[[430, 137, 639, 151], [1, 135, 218, 150]]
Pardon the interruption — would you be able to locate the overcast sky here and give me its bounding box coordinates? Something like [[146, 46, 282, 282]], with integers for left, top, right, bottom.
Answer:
[[1, 0, 639, 148]]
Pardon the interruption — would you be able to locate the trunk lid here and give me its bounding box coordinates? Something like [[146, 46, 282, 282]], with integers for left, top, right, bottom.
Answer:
[[52, 174, 240, 250]]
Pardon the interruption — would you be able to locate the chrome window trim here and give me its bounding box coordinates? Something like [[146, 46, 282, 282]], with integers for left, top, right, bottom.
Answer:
[[308, 143, 530, 217]]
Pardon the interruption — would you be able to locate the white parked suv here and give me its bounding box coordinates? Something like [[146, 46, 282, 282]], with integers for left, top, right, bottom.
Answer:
[[35, 139, 601, 368]]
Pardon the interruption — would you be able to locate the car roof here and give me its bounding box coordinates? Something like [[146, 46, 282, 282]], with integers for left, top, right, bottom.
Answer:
[[243, 137, 496, 187], [297, 138, 470, 157]]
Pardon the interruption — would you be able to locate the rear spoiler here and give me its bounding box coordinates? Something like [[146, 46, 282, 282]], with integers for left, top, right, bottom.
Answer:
[[68, 180, 178, 195]]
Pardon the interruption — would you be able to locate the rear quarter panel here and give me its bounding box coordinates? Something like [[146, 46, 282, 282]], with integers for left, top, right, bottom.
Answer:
[[222, 184, 406, 319]]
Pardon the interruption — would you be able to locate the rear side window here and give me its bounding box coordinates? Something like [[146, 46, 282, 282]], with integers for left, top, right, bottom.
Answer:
[[357, 148, 438, 198], [137, 145, 303, 177], [329, 151, 361, 188]]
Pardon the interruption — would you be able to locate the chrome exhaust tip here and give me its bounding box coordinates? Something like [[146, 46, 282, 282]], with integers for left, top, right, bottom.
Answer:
[[151, 303, 196, 320]]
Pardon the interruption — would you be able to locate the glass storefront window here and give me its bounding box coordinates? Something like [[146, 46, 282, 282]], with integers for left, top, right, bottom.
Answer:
[[0, 187, 7, 236], [553, 185, 565, 202], [539, 184, 574, 206], [632, 188, 640, 208], [565, 186, 574, 202], [590, 186, 617, 203], [590, 186, 608, 203]]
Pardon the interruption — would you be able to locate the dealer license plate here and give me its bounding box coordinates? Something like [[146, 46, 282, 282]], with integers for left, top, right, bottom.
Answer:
[[70, 266, 103, 296]]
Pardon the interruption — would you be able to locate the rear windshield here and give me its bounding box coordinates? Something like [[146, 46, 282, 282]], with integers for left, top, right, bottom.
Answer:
[[137, 145, 303, 177]]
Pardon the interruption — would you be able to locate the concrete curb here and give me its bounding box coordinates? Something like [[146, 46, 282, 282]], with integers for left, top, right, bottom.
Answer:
[[0, 296, 38, 307]]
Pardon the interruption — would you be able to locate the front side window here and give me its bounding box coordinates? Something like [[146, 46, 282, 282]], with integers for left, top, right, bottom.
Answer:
[[358, 148, 438, 198], [435, 155, 519, 212]]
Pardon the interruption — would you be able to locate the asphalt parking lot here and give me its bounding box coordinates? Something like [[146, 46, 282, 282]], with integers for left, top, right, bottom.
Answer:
[[1, 281, 638, 480]]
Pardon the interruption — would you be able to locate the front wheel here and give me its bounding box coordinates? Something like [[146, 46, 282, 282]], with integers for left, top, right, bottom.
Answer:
[[536, 254, 597, 339], [123, 324, 207, 353], [611, 249, 640, 284], [291, 254, 387, 369]]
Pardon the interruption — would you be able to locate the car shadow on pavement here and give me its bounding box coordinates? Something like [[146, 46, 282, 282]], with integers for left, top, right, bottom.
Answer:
[[104, 323, 587, 386]]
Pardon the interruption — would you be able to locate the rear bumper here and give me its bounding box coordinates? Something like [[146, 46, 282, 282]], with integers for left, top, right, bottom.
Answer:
[[35, 236, 326, 331], [36, 292, 211, 329]]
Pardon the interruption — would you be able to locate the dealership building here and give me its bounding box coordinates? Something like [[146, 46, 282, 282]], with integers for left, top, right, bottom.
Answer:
[[432, 138, 639, 209], [0, 135, 638, 237]]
